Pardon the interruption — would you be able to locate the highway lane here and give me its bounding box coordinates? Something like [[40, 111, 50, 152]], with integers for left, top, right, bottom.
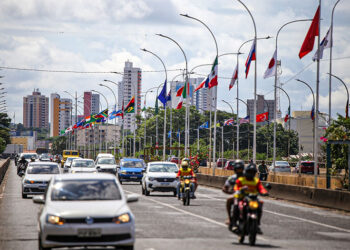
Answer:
[[0, 160, 350, 250]]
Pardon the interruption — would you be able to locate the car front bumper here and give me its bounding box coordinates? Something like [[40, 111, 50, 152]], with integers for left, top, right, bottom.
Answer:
[[118, 173, 143, 182], [145, 180, 178, 192], [40, 221, 135, 248], [22, 183, 48, 195]]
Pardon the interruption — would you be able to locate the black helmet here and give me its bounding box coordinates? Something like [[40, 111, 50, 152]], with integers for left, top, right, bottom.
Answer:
[[30, 156, 36, 162], [244, 163, 257, 179], [21, 156, 25, 160], [233, 159, 244, 172]]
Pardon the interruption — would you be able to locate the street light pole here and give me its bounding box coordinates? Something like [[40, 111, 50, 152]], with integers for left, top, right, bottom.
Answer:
[[237, 98, 251, 160], [276, 86, 291, 158], [141, 48, 168, 161], [92, 90, 109, 153], [143, 88, 156, 150], [328, 73, 349, 119], [222, 100, 235, 160]]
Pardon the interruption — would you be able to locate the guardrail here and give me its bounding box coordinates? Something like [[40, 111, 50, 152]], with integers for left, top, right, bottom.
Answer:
[[196, 173, 350, 212], [0, 158, 10, 185]]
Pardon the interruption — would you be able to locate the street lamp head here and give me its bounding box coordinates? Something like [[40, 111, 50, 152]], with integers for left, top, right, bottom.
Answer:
[[180, 13, 190, 18], [155, 33, 164, 38], [265, 36, 272, 39], [98, 83, 103, 86], [140, 48, 148, 52]]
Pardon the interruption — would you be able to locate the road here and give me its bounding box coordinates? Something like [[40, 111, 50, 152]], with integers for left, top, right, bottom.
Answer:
[[1, 160, 350, 250]]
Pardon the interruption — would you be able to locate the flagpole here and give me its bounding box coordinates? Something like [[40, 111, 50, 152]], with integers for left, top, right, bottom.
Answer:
[[156, 34, 189, 157], [314, 0, 322, 188], [222, 100, 235, 159], [92, 90, 109, 153], [180, 14, 219, 174], [236, 0, 258, 163], [141, 49, 168, 161], [329, 0, 340, 125], [273, 19, 313, 171]]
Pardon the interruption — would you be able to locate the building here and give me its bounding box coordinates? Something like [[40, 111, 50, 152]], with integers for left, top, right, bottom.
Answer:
[[118, 61, 142, 131], [10, 131, 37, 151], [247, 95, 275, 124], [83, 92, 100, 117], [23, 89, 49, 129], [277, 111, 327, 154], [50, 93, 72, 137]]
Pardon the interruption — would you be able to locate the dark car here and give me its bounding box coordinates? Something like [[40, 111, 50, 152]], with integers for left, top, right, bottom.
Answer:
[[170, 156, 180, 164], [295, 161, 319, 174], [216, 158, 227, 168]]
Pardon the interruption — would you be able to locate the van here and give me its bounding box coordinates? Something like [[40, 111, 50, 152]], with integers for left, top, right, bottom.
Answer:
[[62, 150, 80, 166]]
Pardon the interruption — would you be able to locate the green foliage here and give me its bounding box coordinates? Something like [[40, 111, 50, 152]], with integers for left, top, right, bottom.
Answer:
[[51, 136, 67, 155], [0, 113, 11, 154]]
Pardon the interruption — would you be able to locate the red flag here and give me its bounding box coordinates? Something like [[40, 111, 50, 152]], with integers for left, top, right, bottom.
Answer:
[[284, 114, 289, 123], [176, 86, 184, 97], [299, 6, 320, 59], [256, 112, 269, 123]]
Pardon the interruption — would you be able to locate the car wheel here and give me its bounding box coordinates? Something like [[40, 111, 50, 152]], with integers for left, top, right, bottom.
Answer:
[[140, 181, 142, 185], [173, 191, 177, 197], [115, 245, 134, 250], [39, 234, 51, 250], [145, 187, 150, 196], [22, 193, 27, 199], [141, 185, 145, 195]]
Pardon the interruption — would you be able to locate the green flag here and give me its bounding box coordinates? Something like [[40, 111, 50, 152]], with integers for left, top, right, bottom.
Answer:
[[142, 106, 146, 112]]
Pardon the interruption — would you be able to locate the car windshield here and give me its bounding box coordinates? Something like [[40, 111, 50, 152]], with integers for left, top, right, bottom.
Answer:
[[23, 154, 37, 159], [276, 161, 289, 166], [302, 162, 314, 167], [97, 158, 116, 165], [27, 165, 59, 174], [40, 154, 50, 158], [71, 160, 95, 168], [149, 164, 178, 173], [51, 180, 122, 201], [122, 161, 144, 168], [71, 151, 79, 156]]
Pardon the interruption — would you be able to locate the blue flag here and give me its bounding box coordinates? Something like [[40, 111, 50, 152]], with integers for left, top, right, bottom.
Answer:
[[168, 131, 171, 138], [158, 80, 167, 107], [199, 121, 209, 129], [166, 90, 171, 103], [176, 130, 180, 138]]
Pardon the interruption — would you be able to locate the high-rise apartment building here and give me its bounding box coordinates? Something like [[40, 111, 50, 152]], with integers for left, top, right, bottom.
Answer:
[[83, 92, 100, 117], [247, 95, 275, 124], [118, 61, 142, 131], [23, 89, 49, 129], [50, 93, 72, 137]]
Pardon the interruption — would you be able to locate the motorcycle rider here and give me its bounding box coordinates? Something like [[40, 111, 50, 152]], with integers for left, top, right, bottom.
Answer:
[[30, 156, 36, 162], [176, 160, 196, 199], [222, 159, 245, 230], [258, 161, 268, 181], [233, 163, 268, 234], [17, 156, 28, 174]]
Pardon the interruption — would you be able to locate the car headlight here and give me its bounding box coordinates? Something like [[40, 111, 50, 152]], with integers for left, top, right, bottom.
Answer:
[[24, 179, 35, 184], [47, 215, 65, 225], [71, 170, 76, 173], [121, 170, 127, 174], [148, 177, 155, 181], [112, 213, 130, 224]]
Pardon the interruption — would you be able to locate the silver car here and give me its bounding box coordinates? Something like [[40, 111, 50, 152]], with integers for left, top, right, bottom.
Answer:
[[96, 157, 118, 175], [142, 162, 179, 196], [269, 161, 291, 173], [69, 159, 97, 174], [33, 174, 138, 250], [22, 162, 60, 198], [63, 157, 81, 173]]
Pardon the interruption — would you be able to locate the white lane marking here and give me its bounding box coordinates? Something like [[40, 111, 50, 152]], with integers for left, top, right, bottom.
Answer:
[[264, 210, 350, 233], [196, 186, 350, 234], [125, 190, 268, 242]]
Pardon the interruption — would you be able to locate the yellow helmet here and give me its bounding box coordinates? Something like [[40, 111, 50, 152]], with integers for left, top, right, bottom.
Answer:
[[181, 161, 189, 168]]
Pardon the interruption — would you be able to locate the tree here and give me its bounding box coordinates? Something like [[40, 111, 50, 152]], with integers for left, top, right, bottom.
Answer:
[[0, 113, 11, 154], [51, 136, 67, 155]]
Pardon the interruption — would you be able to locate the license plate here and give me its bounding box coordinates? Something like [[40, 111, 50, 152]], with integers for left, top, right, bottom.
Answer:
[[77, 228, 101, 238], [161, 182, 170, 186], [130, 176, 138, 179]]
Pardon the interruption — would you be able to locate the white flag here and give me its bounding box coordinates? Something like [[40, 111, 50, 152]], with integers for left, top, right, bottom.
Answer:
[[263, 49, 277, 79], [313, 27, 332, 61]]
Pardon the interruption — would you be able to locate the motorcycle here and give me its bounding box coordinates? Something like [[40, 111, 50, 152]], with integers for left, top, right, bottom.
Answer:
[[17, 162, 27, 177], [180, 176, 193, 206]]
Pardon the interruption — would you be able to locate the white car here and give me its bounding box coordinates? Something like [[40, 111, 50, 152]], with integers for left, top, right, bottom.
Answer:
[[96, 153, 114, 163], [96, 157, 118, 175], [141, 162, 179, 196], [33, 174, 138, 250], [63, 157, 82, 173], [69, 159, 97, 174], [22, 162, 60, 198], [269, 161, 291, 173], [19, 152, 39, 162]]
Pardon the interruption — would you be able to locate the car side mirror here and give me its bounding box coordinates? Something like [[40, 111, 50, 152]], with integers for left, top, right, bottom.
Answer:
[[141, 169, 146, 174], [33, 195, 45, 204], [126, 194, 139, 203], [96, 166, 101, 170]]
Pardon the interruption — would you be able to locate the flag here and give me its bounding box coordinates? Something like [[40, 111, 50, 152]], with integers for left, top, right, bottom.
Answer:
[[109, 110, 123, 120], [256, 112, 269, 123], [311, 104, 315, 121], [224, 118, 235, 126], [240, 116, 250, 124], [245, 39, 256, 78], [229, 64, 238, 90], [176, 82, 188, 110], [95, 109, 108, 118], [284, 106, 290, 123], [208, 56, 218, 89], [166, 90, 171, 103], [264, 49, 277, 79], [313, 27, 332, 61], [199, 121, 209, 129], [168, 131, 171, 138], [176, 96, 183, 109], [211, 122, 221, 128], [346, 99, 349, 119], [142, 106, 146, 112], [158, 80, 167, 107], [176, 86, 184, 97], [176, 130, 180, 138], [125, 96, 135, 114], [299, 5, 320, 59], [194, 76, 209, 92]]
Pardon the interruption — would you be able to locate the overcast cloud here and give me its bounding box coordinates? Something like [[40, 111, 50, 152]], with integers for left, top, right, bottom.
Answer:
[[0, 0, 349, 123]]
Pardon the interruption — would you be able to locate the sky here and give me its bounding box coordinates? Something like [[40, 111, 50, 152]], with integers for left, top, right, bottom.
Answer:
[[0, 0, 349, 124]]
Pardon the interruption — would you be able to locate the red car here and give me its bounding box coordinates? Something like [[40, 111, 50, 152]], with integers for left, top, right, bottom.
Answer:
[[216, 158, 227, 168], [295, 161, 320, 174], [170, 157, 180, 164], [224, 160, 235, 170]]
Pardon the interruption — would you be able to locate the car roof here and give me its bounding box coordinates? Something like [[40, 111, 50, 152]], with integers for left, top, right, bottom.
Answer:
[[122, 158, 143, 162], [148, 161, 177, 165], [301, 161, 315, 163], [73, 158, 94, 161], [97, 153, 114, 157], [53, 173, 116, 181], [28, 162, 59, 166]]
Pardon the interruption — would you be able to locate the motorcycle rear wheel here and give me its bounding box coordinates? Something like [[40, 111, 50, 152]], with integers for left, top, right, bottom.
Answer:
[[186, 190, 190, 206], [249, 219, 257, 246]]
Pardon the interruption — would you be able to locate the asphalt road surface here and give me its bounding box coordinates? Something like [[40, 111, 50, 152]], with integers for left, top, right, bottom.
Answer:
[[1, 160, 350, 250]]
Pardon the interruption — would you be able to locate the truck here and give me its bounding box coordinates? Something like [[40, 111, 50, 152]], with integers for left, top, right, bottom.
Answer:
[[2, 144, 24, 158]]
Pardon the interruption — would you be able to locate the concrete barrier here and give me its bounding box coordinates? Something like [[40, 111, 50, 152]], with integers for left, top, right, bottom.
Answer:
[[196, 173, 350, 212], [0, 158, 10, 185]]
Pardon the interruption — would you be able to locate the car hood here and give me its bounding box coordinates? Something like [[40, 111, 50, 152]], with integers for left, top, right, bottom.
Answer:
[[24, 174, 57, 182], [46, 200, 130, 218], [71, 167, 96, 172], [120, 167, 143, 172], [97, 164, 117, 169], [146, 172, 177, 178]]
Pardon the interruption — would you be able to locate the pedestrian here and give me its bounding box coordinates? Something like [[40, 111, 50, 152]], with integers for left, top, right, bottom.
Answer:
[[258, 160, 268, 181]]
